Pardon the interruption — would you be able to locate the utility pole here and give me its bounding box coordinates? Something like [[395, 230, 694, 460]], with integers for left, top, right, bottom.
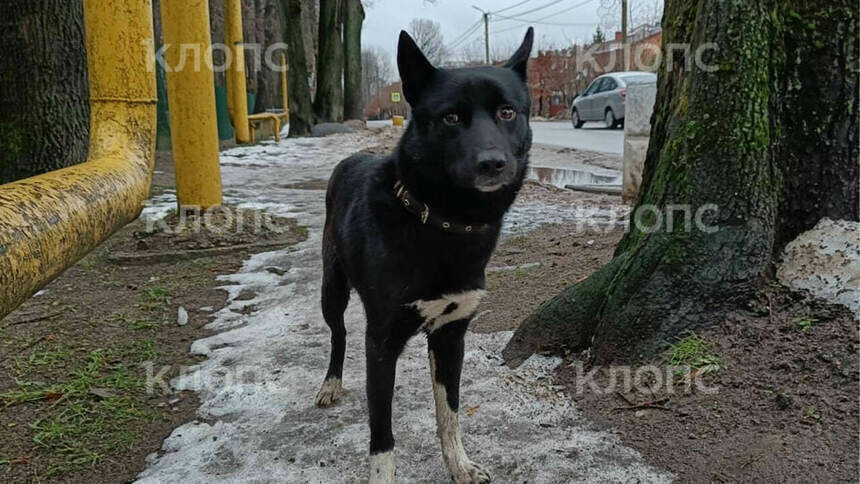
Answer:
[[472, 5, 490, 64], [621, 0, 629, 70]]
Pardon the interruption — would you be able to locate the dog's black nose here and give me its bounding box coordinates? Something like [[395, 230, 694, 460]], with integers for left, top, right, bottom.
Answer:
[[476, 152, 507, 176]]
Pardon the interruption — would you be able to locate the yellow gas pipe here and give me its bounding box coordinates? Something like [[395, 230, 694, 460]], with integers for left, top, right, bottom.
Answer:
[[226, 0, 251, 143], [160, 0, 223, 208], [281, 53, 289, 118], [0, 0, 157, 319]]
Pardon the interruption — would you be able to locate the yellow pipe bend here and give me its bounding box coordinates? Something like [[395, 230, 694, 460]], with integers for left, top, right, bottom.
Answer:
[[0, 0, 156, 319]]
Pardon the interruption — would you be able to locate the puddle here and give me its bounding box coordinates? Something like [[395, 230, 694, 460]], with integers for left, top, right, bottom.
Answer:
[[527, 166, 621, 189]]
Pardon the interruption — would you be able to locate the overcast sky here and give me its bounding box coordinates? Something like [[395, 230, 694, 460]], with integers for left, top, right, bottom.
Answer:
[[362, 0, 612, 64]]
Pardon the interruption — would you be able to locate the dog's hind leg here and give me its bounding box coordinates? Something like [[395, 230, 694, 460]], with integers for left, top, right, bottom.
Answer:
[[315, 249, 350, 408], [428, 320, 491, 484]]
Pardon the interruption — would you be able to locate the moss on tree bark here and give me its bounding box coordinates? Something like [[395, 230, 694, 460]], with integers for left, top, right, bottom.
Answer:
[[0, 0, 90, 184], [503, 0, 858, 366]]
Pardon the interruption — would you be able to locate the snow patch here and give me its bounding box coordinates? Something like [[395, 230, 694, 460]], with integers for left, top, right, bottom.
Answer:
[[778, 218, 860, 316]]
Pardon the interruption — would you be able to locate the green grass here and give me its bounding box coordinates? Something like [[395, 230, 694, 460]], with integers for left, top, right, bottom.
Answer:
[[804, 407, 821, 421], [28, 345, 72, 368], [109, 312, 165, 331], [122, 339, 161, 362], [791, 315, 819, 332], [127, 318, 165, 331], [146, 286, 171, 304], [0, 347, 159, 477], [295, 224, 309, 239], [0, 380, 64, 406], [133, 284, 174, 313], [667, 333, 724, 375], [79, 254, 100, 275]]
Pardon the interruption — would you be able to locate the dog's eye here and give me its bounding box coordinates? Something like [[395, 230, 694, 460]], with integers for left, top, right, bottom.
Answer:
[[497, 106, 516, 121], [442, 113, 460, 126]]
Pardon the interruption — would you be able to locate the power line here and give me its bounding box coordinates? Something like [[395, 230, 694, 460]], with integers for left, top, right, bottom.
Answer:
[[496, 17, 596, 26], [489, 0, 568, 20], [490, 0, 598, 33], [493, 0, 536, 14], [503, 0, 597, 23], [447, 18, 483, 48], [534, 0, 598, 21], [451, 0, 581, 56], [447, 21, 484, 51]]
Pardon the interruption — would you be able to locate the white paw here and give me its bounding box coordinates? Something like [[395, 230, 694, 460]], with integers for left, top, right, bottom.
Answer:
[[369, 450, 396, 484], [314, 377, 344, 407], [450, 460, 491, 484]]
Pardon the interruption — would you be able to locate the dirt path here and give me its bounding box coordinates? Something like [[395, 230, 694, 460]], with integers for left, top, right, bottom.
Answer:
[[135, 130, 669, 483]]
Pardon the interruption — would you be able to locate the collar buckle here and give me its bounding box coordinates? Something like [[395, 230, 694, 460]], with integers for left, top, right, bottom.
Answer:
[[420, 204, 430, 224]]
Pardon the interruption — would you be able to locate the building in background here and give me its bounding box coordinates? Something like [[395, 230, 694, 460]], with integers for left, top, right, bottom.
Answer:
[[527, 24, 662, 119]]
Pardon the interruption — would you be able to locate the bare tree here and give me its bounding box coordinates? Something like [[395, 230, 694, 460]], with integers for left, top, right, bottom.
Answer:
[[459, 37, 515, 66], [360, 46, 392, 116], [599, 0, 664, 32], [408, 18, 449, 65], [361, 48, 391, 98], [630, 0, 664, 28]]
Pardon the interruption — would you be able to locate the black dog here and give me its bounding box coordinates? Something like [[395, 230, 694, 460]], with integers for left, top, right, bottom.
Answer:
[[316, 27, 534, 484]]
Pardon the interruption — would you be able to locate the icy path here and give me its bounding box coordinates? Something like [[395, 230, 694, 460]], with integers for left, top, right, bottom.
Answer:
[[136, 133, 671, 483]]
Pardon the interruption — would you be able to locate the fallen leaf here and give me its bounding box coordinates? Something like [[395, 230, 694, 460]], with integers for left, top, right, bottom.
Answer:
[[465, 405, 480, 417]]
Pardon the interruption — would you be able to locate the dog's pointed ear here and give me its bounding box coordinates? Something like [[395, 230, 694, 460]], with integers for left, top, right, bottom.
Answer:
[[398, 30, 436, 104], [504, 27, 534, 80]]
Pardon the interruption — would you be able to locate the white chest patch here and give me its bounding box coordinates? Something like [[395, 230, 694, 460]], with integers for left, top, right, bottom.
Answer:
[[409, 289, 485, 333]]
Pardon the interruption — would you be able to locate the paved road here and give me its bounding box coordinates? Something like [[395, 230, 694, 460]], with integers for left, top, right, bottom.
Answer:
[[369, 119, 624, 154], [530, 120, 624, 154]]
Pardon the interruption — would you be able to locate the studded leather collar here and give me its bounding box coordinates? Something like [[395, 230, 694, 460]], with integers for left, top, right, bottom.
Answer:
[[393, 180, 492, 235]]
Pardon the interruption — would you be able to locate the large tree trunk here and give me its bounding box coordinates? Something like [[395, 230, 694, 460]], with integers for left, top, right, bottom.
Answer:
[[503, 0, 858, 366], [242, 0, 259, 99], [281, 0, 313, 136], [0, 0, 90, 184], [313, 0, 343, 122], [342, 0, 364, 120], [301, 0, 318, 87], [253, 0, 284, 113]]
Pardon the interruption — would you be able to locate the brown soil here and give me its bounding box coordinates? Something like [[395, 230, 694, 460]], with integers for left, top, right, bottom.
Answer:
[[480, 223, 859, 483], [115, 206, 305, 254], [474, 224, 624, 333], [517, 178, 624, 207], [0, 152, 307, 483], [555, 288, 859, 483]]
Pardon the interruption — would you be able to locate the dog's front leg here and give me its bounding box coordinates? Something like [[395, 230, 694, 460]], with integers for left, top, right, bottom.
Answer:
[[428, 320, 491, 484], [366, 336, 398, 484]]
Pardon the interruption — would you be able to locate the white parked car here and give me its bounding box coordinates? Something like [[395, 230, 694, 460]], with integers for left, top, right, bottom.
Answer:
[[571, 72, 657, 129]]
